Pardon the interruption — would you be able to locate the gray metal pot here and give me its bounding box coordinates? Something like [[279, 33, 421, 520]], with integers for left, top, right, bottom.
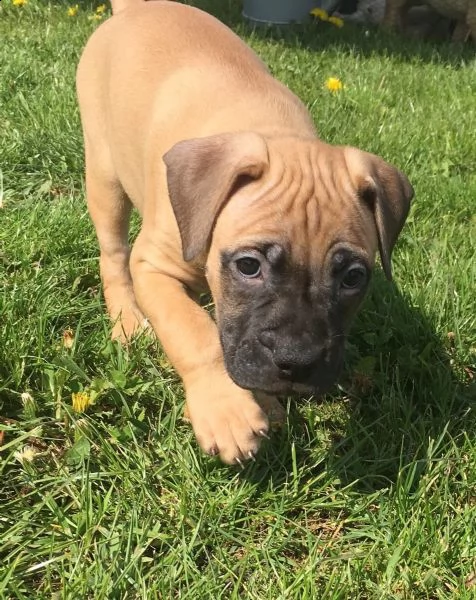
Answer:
[[242, 0, 317, 25]]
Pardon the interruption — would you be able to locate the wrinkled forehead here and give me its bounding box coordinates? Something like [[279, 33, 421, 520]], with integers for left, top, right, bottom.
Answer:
[[214, 145, 378, 264]]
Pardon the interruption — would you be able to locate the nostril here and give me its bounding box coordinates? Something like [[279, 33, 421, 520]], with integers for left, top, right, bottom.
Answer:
[[274, 360, 294, 379], [276, 362, 315, 381], [274, 359, 293, 373], [259, 330, 275, 350], [276, 363, 296, 380], [274, 350, 324, 382]]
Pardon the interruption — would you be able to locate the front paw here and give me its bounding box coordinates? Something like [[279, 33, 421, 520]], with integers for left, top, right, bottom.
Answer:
[[110, 307, 150, 342], [184, 377, 269, 465]]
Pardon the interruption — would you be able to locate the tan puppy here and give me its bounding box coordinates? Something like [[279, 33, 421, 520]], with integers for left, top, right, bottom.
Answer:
[[76, 0, 413, 464]]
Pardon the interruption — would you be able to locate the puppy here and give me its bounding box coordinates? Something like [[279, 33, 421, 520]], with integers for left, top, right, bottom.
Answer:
[[383, 0, 474, 42], [76, 0, 413, 464]]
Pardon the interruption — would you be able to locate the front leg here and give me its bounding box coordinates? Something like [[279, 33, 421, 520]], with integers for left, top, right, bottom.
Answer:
[[130, 237, 270, 464]]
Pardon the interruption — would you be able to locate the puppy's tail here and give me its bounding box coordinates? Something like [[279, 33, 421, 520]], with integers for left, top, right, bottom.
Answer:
[[110, 0, 144, 15]]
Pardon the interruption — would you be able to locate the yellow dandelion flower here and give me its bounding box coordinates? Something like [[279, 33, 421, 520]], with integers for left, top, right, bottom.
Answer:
[[72, 391, 92, 413], [310, 8, 328, 21], [13, 0, 28, 6], [325, 77, 344, 92], [88, 13, 103, 21], [14, 445, 38, 464], [328, 15, 344, 28], [67, 5, 79, 16], [95, 3, 107, 14]]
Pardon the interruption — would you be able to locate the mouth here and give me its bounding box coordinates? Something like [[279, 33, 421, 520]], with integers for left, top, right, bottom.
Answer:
[[227, 369, 338, 398], [223, 351, 342, 397]]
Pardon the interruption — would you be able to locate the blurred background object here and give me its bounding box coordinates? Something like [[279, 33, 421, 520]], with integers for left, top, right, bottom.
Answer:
[[242, 0, 315, 25]]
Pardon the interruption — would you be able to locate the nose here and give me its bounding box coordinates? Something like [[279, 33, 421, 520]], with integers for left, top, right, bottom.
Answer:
[[259, 330, 324, 383]]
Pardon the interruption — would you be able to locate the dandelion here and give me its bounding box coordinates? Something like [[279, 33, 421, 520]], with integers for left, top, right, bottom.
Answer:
[[14, 445, 38, 464], [88, 13, 103, 21], [328, 15, 344, 28], [72, 391, 92, 413], [21, 391, 34, 404], [21, 391, 37, 419], [95, 3, 107, 14], [310, 8, 328, 21], [325, 77, 344, 92], [63, 328, 74, 349], [75, 417, 90, 434], [13, 0, 28, 6], [67, 5, 79, 16]]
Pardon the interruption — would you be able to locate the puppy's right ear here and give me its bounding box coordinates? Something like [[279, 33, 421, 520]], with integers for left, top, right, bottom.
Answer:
[[345, 147, 414, 281], [163, 132, 269, 262]]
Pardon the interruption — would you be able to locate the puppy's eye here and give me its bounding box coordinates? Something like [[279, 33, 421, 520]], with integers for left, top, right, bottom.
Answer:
[[236, 257, 261, 278], [341, 265, 367, 289]]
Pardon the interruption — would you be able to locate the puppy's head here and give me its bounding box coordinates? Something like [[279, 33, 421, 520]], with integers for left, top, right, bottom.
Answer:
[[164, 132, 413, 395]]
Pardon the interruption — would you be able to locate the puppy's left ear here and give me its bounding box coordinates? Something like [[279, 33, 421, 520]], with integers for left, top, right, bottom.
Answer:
[[346, 148, 414, 280]]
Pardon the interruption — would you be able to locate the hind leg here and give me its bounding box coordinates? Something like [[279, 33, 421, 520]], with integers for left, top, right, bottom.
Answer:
[[451, 20, 471, 43], [461, 4, 476, 44], [84, 144, 146, 340], [382, 0, 412, 30]]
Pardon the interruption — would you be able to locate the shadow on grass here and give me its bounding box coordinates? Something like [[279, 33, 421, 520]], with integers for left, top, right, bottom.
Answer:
[[326, 271, 475, 492], [243, 270, 475, 493], [46, 0, 474, 67], [185, 0, 474, 69]]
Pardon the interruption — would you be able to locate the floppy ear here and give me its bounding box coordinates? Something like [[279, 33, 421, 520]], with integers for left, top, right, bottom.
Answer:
[[163, 132, 269, 262], [346, 148, 414, 280]]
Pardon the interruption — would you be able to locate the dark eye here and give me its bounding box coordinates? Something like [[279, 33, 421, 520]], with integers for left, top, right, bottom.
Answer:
[[236, 257, 261, 278], [341, 265, 367, 290]]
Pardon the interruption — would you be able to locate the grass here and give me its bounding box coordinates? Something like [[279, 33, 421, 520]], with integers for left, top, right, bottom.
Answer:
[[0, 0, 475, 597]]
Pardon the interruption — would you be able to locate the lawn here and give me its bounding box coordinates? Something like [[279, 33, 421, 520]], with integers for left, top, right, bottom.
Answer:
[[0, 0, 475, 597]]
